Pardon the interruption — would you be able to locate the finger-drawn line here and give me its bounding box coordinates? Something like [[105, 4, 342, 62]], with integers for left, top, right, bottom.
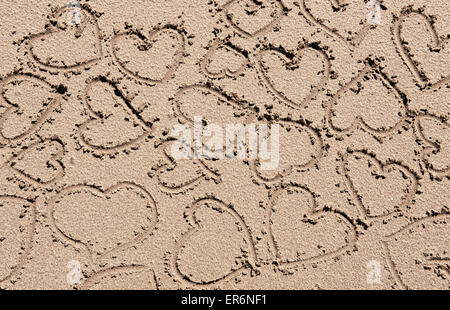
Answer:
[[170, 196, 257, 287], [341, 149, 418, 220], [256, 44, 331, 109], [250, 119, 323, 184], [200, 38, 250, 79], [0, 196, 36, 286], [48, 182, 158, 264], [111, 25, 185, 85], [298, 0, 372, 49], [392, 8, 449, 90], [0, 74, 62, 145], [326, 60, 408, 137], [26, 6, 103, 71], [382, 213, 450, 290], [77, 77, 152, 153], [221, 0, 287, 38], [266, 184, 357, 268], [414, 114, 449, 176], [1, 137, 66, 186]]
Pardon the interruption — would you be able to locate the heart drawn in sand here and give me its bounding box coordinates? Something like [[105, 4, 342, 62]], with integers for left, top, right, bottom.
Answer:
[[221, 0, 286, 38], [149, 140, 222, 195], [170, 197, 256, 286], [200, 39, 249, 79], [383, 214, 450, 290], [414, 114, 450, 176], [48, 182, 158, 261], [326, 61, 408, 137], [256, 46, 331, 109], [78, 78, 152, 153], [0, 74, 62, 145], [111, 26, 185, 84], [341, 150, 418, 220], [393, 9, 449, 90], [299, 0, 373, 48], [27, 7, 102, 70], [0, 196, 35, 286], [6, 138, 65, 186], [250, 120, 323, 184], [267, 184, 356, 267]]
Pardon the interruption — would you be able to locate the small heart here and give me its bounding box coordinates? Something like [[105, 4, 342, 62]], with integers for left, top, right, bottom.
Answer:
[[327, 62, 408, 137], [111, 26, 185, 84], [414, 114, 450, 176], [170, 197, 256, 286], [48, 182, 158, 260], [78, 78, 152, 153], [342, 150, 418, 220], [383, 214, 450, 289], [0, 196, 35, 286], [0, 74, 62, 145], [79, 266, 157, 290], [200, 39, 249, 78], [299, 0, 373, 48], [150, 140, 221, 194], [256, 46, 330, 109], [250, 120, 323, 184], [222, 0, 286, 37], [267, 185, 356, 267], [27, 7, 102, 70], [7, 138, 65, 186], [393, 9, 449, 90]]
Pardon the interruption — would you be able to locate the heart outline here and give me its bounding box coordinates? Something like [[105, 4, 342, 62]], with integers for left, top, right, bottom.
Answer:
[[77, 78, 153, 153], [256, 45, 331, 109], [341, 150, 418, 220], [326, 61, 408, 137], [221, 0, 286, 38], [414, 114, 450, 176], [48, 182, 159, 264], [0, 74, 62, 145], [27, 7, 103, 71], [111, 25, 185, 85], [298, 0, 373, 49], [393, 9, 450, 90], [169, 196, 257, 287], [266, 184, 357, 268]]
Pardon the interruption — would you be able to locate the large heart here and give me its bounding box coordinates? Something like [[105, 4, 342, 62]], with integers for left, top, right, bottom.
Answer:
[[393, 9, 449, 90], [341, 150, 418, 220], [383, 214, 449, 289], [0, 74, 62, 145], [256, 46, 331, 109], [78, 78, 152, 153], [414, 114, 450, 176], [221, 0, 286, 37], [111, 26, 185, 84], [27, 7, 102, 70], [200, 39, 249, 79], [0, 196, 35, 286], [267, 184, 356, 267], [48, 182, 158, 261], [6, 138, 65, 186], [250, 120, 323, 184], [299, 0, 373, 48], [326, 62, 408, 137], [169, 197, 256, 286]]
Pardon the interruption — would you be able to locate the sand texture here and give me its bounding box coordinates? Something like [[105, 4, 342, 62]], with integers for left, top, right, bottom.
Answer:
[[0, 0, 448, 290]]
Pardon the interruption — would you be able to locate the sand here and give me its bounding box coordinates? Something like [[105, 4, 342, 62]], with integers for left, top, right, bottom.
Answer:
[[0, 0, 448, 290]]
